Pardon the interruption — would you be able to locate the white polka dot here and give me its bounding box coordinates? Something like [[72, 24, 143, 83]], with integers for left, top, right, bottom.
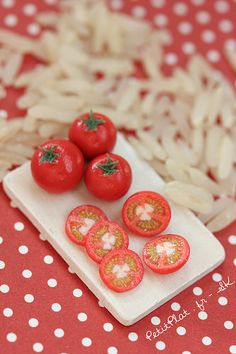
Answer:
[[3, 308, 13, 317], [218, 296, 228, 305], [33, 343, 44, 353], [128, 332, 138, 342], [0, 260, 5, 269], [198, 311, 208, 320], [219, 19, 233, 33], [201, 30, 216, 43], [202, 336, 212, 345], [0, 110, 8, 119], [151, 0, 165, 7], [51, 303, 61, 312], [224, 321, 234, 330], [47, 278, 57, 287], [81, 337, 92, 347], [54, 328, 64, 338], [229, 345, 236, 354], [68, 266, 74, 273], [22, 269, 32, 278], [214, 0, 229, 13], [27, 23, 41, 36], [176, 326, 186, 335], [182, 351, 191, 354], [23, 3, 37, 16], [165, 53, 178, 65], [98, 300, 104, 307], [0, 236, 3, 244], [44, 0, 57, 4], [4, 14, 18, 27], [18, 245, 28, 254], [212, 273, 222, 282], [207, 50, 220, 63], [178, 22, 192, 35], [151, 316, 161, 325], [196, 11, 211, 24], [179, 35, 197, 53], [103, 322, 113, 332], [233, 258, 236, 266], [228, 235, 236, 245], [154, 14, 168, 27], [24, 294, 34, 303], [173, 2, 188, 16], [132, 5, 146, 18], [77, 312, 87, 322], [191, 0, 205, 5], [14, 222, 24, 231], [6, 332, 17, 342], [107, 347, 118, 354], [39, 234, 46, 241], [43, 255, 54, 264], [171, 302, 181, 311], [0, 284, 9, 293], [73, 288, 82, 297], [193, 287, 203, 296], [29, 318, 39, 327], [1, 0, 15, 8], [110, 0, 123, 10], [155, 341, 166, 350]]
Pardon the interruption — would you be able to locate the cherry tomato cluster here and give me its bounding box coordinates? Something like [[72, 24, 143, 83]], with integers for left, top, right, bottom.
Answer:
[[31, 111, 132, 200], [65, 190, 190, 293], [30, 110, 190, 293]]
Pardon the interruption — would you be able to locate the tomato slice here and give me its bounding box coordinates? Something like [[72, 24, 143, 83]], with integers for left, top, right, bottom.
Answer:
[[86, 221, 129, 263], [99, 249, 144, 292], [142, 234, 190, 274], [122, 191, 171, 237], [65, 205, 107, 246]]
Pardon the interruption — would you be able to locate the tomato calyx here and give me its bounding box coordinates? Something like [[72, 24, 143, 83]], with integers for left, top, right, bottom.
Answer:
[[39, 145, 60, 164], [97, 155, 119, 176], [82, 110, 105, 131]]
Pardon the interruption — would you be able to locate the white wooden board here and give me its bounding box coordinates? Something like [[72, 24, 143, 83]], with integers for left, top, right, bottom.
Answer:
[[3, 134, 225, 326]]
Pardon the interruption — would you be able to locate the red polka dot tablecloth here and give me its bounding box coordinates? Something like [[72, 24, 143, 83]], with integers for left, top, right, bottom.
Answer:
[[0, 0, 236, 353]]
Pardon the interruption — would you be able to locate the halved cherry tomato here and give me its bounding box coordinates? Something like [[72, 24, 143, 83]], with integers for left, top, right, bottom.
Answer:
[[31, 139, 84, 193], [99, 249, 144, 293], [122, 191, 171, 237], [85, 153, 132, 201], [142, 234, 190, 274], [69, 111, 117, 159], [65, 205, 107, 246], [86, 221, 129, 263]]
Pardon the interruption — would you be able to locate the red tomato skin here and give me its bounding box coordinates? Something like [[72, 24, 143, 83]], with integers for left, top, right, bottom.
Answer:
[[85, 153, 132, 201], [142, 234, 190, 274], [69, 112, 117, 159], [31, 139, 84, 193], [122, 191, 171, 237]]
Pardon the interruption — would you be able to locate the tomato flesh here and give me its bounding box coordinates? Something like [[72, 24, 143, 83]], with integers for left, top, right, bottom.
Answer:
[[86, 221, 129, 263], [122, 191, 171, 237], [69, 111, 117, 159], [142, 234, 190, 274], [99, 249, 144, 292], [65, 205, 107, 246]]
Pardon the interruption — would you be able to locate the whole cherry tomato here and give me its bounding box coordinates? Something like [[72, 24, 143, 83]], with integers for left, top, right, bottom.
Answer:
[[31, 139, 84, 193], [85, 153, 132, 201], [69, 111, 117, 159]]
